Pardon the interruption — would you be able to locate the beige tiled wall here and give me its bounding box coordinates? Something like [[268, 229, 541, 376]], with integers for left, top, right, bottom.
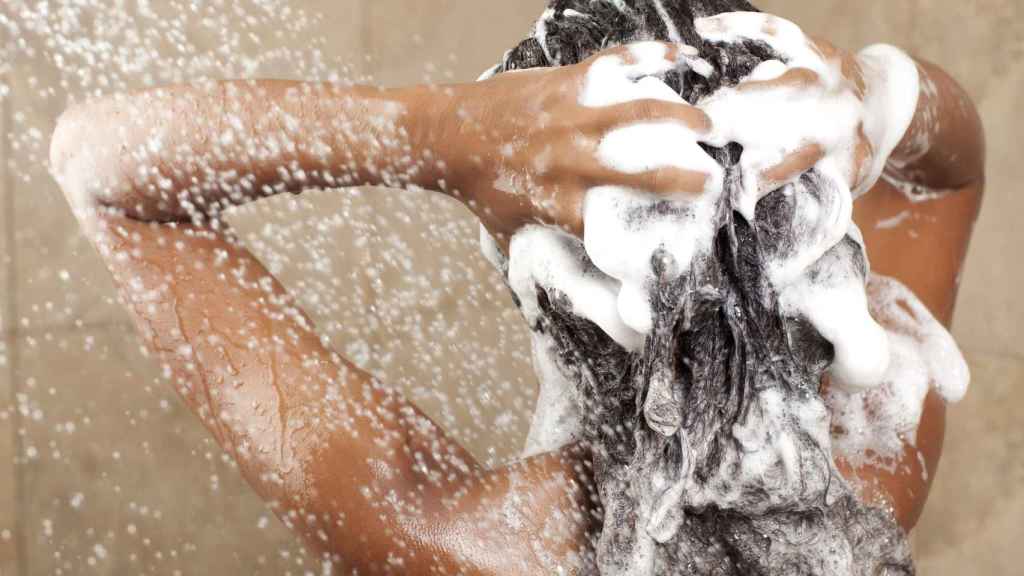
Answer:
[[0, 1, 1020, 574], [2, 22, 21, 574], [0, 2, 371, 574], [1, 346, 13, 571]]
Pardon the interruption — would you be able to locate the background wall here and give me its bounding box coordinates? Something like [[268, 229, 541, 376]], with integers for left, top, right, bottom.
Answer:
[[0, 0, 1020, 574]]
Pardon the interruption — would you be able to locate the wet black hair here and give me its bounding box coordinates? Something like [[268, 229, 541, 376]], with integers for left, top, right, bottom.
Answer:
[[495, 2, 915, 575]]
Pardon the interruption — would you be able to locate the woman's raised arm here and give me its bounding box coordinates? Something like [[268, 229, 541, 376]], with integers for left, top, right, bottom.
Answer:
[[49, 47, 731, 571], [64, 207, 597, 574], [49, 79, 450, 221], [50, 42, 716, 243], [48, 68, 632, 571]]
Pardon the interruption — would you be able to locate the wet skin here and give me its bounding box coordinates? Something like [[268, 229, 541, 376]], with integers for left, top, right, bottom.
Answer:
[[49, 35, 983, 576]]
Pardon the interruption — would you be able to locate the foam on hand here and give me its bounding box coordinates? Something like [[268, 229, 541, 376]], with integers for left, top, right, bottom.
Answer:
[[580, 45, 724, 338], [579, 42, 713, 108], [857, 44, 923, 192], [504, 42, 725, 348], [695, 12, 921, 211]]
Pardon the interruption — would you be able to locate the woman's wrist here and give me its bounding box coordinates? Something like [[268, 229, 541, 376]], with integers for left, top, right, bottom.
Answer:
[[397, 79, 505, 211], [385, 82, 470, 197]]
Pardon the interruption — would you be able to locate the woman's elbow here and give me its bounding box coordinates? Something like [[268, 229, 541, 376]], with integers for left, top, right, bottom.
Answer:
[[50, 106, 91, 211], [50, 104, 113, 214], [50, 98, 149, 219]]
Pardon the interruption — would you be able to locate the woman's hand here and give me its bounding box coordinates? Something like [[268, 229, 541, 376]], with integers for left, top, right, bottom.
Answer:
[[694, 12, 919, 218], [437, 42, 716, 244]]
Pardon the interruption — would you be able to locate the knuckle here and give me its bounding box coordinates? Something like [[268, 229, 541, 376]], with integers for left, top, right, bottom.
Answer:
[[630, 99, 658, 120]]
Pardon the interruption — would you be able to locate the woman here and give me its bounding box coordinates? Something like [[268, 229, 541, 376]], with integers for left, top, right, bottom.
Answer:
[[48, 1, 983, 574]]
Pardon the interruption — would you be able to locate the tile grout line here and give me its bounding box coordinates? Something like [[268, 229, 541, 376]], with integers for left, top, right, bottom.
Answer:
[[3, 35, 28, 576], [356, 0, 389, 323], [2, 318, 136, 339]]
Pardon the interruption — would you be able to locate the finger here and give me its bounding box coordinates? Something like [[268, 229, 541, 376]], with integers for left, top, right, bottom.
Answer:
[[759, 143, 826, 192], [808, 36, 842, 61], [589, 119, 721, 187], [695, 12, 837, 81], [695, 12, 811, 59], [531, 185, 585, 237], [586, 41, 713, 80], [736, 66, 821, 94], [849, 130, 875, 191], [580, 42, 713, 108], [807, 36, 868, 96], [590, 98, 712, 135], [583, 163, 712, 198]]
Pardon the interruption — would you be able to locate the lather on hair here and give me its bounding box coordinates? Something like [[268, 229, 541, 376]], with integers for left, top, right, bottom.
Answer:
[[491, 1, 915, 575]]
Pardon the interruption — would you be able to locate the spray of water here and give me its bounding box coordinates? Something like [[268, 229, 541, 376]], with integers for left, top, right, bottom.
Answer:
[[1, 1, 540, 573]]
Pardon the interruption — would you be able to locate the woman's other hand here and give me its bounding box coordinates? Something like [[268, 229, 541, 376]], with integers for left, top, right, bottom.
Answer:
[[694, 12, 919, 219]]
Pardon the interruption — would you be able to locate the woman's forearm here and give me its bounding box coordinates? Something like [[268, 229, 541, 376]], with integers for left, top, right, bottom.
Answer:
[[50, 79, 455, 221], [885, 56, 985, 190]]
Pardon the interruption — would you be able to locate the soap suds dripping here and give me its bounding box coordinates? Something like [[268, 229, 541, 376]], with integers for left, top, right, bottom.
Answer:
[[827, 274, 969, 468], [876, 210, 912, 230]]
